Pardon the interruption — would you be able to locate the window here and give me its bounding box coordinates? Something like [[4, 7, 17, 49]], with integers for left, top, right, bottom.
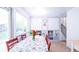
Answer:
[[0, 8, 9, 40], [15, 11, 27, 36]]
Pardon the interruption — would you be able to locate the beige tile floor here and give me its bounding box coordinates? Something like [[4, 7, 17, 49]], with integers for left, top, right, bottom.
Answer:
[[50, 40, 71, 52]]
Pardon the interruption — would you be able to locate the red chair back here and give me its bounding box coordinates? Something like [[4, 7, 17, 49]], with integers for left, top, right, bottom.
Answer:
[[48, 42, 51, 51], [21, 33, 26, 40], [17, 35, 22, 42], [45, 35, 49, 45], [45, 35, 51, 51], [6, 37, 18, 52]]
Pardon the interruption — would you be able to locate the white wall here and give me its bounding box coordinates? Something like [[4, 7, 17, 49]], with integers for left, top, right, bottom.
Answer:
[[67, 8, 79, 40], [67, 8, 79, 48], [31, 17, 60, 30], [48, 18, 60, 30]]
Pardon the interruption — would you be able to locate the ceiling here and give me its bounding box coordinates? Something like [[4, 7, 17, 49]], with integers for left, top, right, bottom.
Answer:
[[23, 7, 72, 18]]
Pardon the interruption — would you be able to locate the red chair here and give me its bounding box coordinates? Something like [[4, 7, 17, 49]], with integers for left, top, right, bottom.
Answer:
[[45, 35, 49, 45], [17, 35, 22, 42], [6, 37, 18, 52], [48, 42, 51, 51], [45, 35, 51, 51], [21, 33, 26, 40]]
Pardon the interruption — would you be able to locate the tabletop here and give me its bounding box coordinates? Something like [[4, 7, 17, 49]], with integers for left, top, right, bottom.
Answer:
[[10, 35, 48, 52]]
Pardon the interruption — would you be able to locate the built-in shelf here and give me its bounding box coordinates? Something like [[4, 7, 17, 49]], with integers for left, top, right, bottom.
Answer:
[[61, 24, 66, 38]]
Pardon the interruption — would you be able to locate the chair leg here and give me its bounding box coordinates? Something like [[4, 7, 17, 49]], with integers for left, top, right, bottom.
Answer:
[[48, 42, 51, 51]]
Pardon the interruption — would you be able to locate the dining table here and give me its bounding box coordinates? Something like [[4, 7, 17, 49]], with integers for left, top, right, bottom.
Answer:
[[10, 35, 48, 52]]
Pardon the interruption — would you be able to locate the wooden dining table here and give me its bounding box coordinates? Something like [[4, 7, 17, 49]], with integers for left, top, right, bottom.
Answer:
[[10, 35, 48, 52]]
